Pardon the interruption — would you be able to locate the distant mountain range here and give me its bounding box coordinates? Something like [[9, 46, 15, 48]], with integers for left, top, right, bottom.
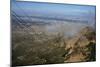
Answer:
[[12, 15, 88, 24]]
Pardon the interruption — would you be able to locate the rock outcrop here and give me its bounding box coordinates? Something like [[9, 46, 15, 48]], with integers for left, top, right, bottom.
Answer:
[[64, 27, 96, 62]]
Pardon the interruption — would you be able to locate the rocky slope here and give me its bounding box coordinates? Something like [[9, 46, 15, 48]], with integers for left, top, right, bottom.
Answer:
[[64, 27, 96, 62], [12, 26, 96, 66]]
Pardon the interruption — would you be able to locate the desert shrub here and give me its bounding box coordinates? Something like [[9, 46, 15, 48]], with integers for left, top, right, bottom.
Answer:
[[85, 42, 96, 61]]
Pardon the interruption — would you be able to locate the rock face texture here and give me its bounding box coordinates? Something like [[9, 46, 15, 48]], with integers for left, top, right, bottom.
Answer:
[[64, 27, 96, 62]]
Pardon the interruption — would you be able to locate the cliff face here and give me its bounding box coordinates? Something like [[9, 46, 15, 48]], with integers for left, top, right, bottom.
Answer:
[[64, 27, 96, 62]]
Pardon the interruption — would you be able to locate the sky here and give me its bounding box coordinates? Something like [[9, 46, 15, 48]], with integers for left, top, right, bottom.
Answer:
[[11, 0, 96, 23]]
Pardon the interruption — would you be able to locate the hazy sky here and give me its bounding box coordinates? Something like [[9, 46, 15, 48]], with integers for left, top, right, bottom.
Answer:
[[11, 0, 96, 23]]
